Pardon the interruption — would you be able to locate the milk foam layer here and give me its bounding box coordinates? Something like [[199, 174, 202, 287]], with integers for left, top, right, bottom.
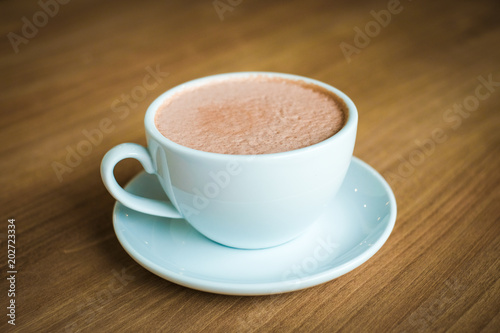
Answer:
[[154, 76, 346, 155]]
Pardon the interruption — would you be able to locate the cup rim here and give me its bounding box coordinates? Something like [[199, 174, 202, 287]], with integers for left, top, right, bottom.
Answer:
[[145, 71, 358, 160]]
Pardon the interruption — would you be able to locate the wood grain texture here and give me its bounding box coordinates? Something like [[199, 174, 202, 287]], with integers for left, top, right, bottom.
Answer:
[[1, 0, 499, 332]]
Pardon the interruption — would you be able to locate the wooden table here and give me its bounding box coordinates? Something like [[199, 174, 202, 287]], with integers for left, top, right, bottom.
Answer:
[[1, 0, 499, 331]]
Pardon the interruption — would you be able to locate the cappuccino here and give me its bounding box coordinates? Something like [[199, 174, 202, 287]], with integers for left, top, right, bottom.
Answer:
[[154, 76, 347, 154]]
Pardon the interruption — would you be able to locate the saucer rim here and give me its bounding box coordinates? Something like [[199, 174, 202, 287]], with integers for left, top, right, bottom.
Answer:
[[113, 156, 397, 295]]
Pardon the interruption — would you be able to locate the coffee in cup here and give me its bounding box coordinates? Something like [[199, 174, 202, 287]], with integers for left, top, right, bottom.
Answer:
[[154, 76, 347, 155], [101, 72, 358, 249]]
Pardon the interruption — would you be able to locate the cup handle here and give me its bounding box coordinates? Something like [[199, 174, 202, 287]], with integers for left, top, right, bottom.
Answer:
[[101, 143, 182, 218]]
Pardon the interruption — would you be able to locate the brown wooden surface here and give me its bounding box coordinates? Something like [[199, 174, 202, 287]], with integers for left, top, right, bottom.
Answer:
[[1, 0, 499, 332]]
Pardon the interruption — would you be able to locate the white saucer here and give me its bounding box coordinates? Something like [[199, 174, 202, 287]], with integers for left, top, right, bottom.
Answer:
[[113, 157, 397, 295]]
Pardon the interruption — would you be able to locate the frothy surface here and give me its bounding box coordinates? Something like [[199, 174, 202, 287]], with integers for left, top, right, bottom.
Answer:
[[154, 76, 346, 154]]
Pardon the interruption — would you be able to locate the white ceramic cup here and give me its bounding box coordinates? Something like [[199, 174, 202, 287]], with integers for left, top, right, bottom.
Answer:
[[101, 72, 358, 249]]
